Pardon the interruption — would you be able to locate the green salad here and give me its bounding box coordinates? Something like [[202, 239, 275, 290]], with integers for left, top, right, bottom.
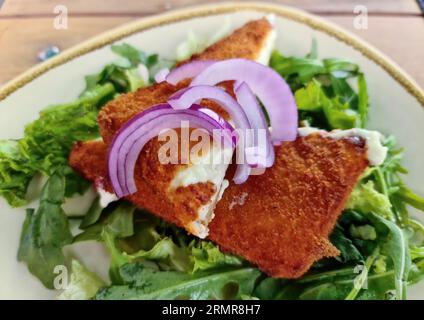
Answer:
[[1, 38, 424, 300]]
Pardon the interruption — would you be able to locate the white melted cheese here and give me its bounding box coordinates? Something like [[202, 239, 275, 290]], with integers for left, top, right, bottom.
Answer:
[[255, 29, 277, 65], [97, 187, 118, 208], [170, 146, 233, 189], [170, 145, 233, 239], [217, 179, 229, 202], [254, 14, 276, 66], [298, 127, 388, 166]]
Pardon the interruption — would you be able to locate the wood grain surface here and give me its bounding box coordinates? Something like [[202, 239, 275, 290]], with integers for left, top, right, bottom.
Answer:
[[0, 0, 423, 87]]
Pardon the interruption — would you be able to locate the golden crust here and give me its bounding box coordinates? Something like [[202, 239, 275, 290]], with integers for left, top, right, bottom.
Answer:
[[209, 134, 368, 278], [186, 18, 273, 63], [70, 140, 216, 229]]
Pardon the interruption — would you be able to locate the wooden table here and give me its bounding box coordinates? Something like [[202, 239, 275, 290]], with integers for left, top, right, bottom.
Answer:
[[1, 0, 423, 88]]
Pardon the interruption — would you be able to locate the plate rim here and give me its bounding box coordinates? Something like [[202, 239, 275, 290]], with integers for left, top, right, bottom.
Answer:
[[0, 1, 423, 108]]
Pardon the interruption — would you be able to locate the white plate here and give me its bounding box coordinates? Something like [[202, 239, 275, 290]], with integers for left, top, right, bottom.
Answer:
[[0, 2, 423, 300]]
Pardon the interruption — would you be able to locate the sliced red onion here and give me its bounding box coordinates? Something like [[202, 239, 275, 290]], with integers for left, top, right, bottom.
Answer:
[[191, 58, 298, 142], [166, 60, 216, 85], [191, 105, 237, 145], [234, 82, 275, 168], [108, 104, 235, 198], [154, 68, 170, 83], [168, 85, 254, 183]]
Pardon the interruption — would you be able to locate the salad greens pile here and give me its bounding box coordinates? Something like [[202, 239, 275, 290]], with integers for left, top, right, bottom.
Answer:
[[1, 39, 424, 300], [0, 43, 167, 208]]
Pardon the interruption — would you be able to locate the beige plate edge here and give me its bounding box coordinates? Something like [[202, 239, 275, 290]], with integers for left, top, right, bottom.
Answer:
[[0, 1, 423, 108]]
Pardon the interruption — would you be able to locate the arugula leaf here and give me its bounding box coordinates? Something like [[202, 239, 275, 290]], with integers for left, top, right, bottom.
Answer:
[[17, 171, 73, 289], [271, 44, 369, 131], [83, 43, 172, 94], [79, 197, 104, 229], [357, 74, 368, 127], [306, 38, 318, 59], [323, 58, 359, 78], [345, 248, 379, 300], [298, 270, 396, 300], [349, 224, 377, 241], [330, 224, 363, 263], [270, 54, 326, 88], [396, 185, 424, 211], [409, 260, 424, 285], [82, 64, 144, 94], [75, 205, 244, 281], [111, 43, 150, 67], [294, 79, 360, 129], [368, 213, 411, 300], [96, 263, 260, 300]]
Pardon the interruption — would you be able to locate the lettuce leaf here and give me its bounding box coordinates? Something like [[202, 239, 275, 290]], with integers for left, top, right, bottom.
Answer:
[[0, 43, 162, 208], [346, 180, 393, 219], [294, 79, 360, 129], [17, 171, 73, 289], [95, 263, 260, 300], [74, 203, 246, 294], [190, 241, 243, 272], [58, 260, 104, 300], [0, 83, 115, 207], [370, 213, 411, 300], [270, 44, 368, 130]]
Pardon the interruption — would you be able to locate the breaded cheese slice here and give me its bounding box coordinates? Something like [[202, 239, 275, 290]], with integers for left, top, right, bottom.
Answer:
[[73, 18, 276, 238]]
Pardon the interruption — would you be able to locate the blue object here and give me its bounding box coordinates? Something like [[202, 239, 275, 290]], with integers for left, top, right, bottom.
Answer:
[[418, 0, 424, 14], [37, 45, 60, 61]]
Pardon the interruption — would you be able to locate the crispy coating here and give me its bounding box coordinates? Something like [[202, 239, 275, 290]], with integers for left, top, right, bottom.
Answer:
[[186, 18, 273, 62], [70, 135, 368, 278], [209, 134, 369, 278], [70, 139, 216, 230]]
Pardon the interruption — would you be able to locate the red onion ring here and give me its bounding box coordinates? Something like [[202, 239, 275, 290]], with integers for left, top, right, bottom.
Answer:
[[168, 85, 256, 184], [190, 58, 298, 142], [166, 60, 216, 85], [234, 82, 275, 168], [154, 68, 170, 83], [108, 104, 235, 197]]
